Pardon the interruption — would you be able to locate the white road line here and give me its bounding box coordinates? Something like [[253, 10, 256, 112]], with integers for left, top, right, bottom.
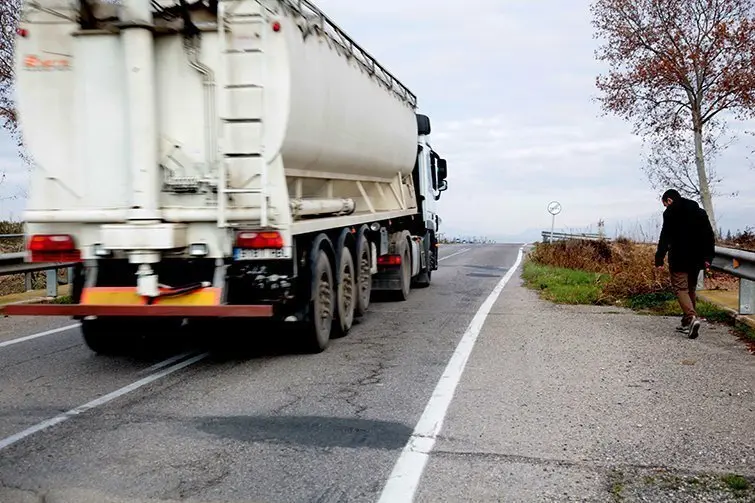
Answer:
[[0, 323, 81, 350], [377, 246, 525, 503], [0, 352, 208, 452], [438, 248, 472, 262], [139, 351, 196, 374]]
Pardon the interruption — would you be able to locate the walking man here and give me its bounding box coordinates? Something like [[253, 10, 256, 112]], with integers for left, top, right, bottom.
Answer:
[[655, 189, 716, 339]]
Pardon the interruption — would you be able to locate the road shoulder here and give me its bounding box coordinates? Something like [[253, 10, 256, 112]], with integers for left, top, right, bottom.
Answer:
[[416, 274, 755, 502]]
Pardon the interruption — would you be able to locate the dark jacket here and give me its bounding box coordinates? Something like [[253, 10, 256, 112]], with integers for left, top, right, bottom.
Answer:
[[655, 197, 715, 272]]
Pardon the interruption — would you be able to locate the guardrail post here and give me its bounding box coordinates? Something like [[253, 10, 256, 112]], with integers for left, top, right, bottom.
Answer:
[[24, 272, 32, 291], [46, 269, 57, 298], [740, 278, 754, 315]]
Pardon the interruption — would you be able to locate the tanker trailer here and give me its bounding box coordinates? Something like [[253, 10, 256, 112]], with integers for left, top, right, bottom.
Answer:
[[3, 0, 451, 354]]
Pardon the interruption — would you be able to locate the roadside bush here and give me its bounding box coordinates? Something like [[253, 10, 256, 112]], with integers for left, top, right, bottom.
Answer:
[[528, 239, 670, 301]]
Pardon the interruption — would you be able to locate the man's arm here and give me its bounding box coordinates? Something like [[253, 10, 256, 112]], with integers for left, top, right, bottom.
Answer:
[[655, 210, 670, 267], [699, 208, 715, 266]]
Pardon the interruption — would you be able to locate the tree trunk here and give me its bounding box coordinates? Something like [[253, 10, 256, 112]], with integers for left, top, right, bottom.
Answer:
[[693, 116, 719, 239]]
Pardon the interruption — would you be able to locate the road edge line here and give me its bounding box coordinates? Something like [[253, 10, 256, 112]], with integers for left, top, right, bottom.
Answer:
[[377, 246, 524, 503]]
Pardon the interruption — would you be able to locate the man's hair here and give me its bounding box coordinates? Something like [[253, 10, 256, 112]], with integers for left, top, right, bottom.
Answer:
[[661, 189, 682, 202]]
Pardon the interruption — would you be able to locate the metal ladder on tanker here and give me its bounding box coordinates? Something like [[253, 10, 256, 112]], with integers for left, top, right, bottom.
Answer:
[[216, 0, 269, 229]]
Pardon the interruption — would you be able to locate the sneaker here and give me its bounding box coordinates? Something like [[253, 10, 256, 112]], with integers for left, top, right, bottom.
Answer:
[[687, 317, 701, 339]]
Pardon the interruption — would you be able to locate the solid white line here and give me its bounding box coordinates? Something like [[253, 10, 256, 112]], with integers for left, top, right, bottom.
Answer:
[[438, 248, 472, 262], [139, 351, 196, 375], [0, 323, 81, 350], [0, 352, 208, 452], [377, 246, 525, 503]]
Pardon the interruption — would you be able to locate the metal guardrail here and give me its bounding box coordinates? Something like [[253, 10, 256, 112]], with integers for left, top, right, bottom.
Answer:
[[0, 239, 76, 299], [541, 231, 605, 243], [710, 246, 755, 315]]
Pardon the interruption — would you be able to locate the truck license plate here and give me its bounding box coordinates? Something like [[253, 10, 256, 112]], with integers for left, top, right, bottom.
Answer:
[[233, 248, 292, 260]]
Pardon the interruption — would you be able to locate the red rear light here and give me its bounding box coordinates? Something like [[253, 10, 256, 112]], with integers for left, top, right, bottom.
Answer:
[[378, 254, 402, 266], [27, 234, 82, 263], [17, 28, 29, 37], [236, 231, 284, 249]]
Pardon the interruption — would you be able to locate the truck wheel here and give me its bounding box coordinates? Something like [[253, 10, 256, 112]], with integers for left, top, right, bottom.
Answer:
[[333, 246, 356, 337], [355, 233, 371, 317], [81, 318, 125, 356], [412, 237, 433, 288], [413, 269, 431, 288], [395, 240, 411, 301], [304, 249, 335, 353]]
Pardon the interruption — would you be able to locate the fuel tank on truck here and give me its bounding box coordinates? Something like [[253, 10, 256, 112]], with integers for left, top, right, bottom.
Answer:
[[13, 0, 422, 240], [269, 5, 419, 180]]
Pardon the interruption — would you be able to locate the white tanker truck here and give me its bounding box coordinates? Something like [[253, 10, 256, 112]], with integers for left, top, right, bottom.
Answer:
[[4, 0, 450, 354]]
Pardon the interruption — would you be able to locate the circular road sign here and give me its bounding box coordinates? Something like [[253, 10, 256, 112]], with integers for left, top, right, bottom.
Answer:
[[547, 201, 562, 215]]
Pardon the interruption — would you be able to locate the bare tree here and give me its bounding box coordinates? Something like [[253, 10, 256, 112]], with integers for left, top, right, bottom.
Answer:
[[0, 0, 21, 141], [641, 119, 739, 201], [591, 0, 755, 238]]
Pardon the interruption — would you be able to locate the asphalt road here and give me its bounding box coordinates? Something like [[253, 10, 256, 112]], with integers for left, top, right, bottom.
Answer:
[[1, 243, 753, 503], [0, 244, 523, 503]]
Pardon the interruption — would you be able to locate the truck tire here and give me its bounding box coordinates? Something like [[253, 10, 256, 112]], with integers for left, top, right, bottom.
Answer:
[[333, 246, 356, 337], [413, 269, 431, 288], [394, 239, 411, 301], [304, 249, 335, 353], [412, 235, 433, 288], [355, 233, 371, 317], [81, 318, 125, 356], [82, 317, 181, 356]]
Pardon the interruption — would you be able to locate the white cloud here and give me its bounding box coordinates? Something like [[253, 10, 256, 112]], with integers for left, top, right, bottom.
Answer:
[[0, 0, 753, 240]]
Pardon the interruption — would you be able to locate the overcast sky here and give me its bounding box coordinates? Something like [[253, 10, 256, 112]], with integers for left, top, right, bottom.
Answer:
[[2, 0, 755, 241]]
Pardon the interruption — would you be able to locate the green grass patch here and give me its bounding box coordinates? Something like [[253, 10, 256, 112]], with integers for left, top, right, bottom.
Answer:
[[736, 322, 755, 343], [622, 292, 731, 321], [523, 257, 755, 344], [721, 474, 750, 492], [522, 262, 608, 305]]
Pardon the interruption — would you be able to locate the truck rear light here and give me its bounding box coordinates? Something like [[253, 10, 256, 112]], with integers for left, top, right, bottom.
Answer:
[[27, 234, 82, 263], [378, 254, 401, 266], [236, 231, 284, 249]]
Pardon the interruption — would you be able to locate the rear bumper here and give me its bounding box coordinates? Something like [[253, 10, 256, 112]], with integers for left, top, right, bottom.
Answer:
[[0, 285, 274, 318], [0, 303, 273, 318]]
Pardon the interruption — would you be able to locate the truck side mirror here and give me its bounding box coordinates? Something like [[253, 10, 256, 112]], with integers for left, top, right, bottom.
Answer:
[[437, 159, 448, 182]]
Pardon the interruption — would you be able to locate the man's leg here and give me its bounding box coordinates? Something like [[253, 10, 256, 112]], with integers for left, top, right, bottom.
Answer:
[[670, 271, 696, 327], [686, 269, 702, 339], [688, 270, 699, 311]]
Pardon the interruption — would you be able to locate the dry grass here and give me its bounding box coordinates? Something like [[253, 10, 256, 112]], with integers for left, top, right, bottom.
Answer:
[[528, 237, 745, 300], [528, 239, 671, 302]]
